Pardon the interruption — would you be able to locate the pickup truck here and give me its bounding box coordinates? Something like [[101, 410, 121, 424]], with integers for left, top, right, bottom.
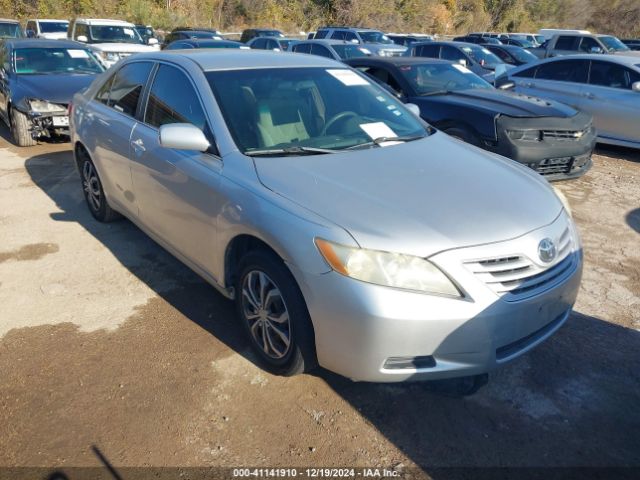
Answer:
[[530, 33, 639, 59]]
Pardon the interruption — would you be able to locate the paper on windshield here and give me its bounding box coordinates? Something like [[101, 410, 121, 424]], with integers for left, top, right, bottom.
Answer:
[[67, 49, 89, 59], [359, 122, 401, 146], [327, 69, 370, 86], [452, 64, 472, 74], [123, 28, 134, 36]]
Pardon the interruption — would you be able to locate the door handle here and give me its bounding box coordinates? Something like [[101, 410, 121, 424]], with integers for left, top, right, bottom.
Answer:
[[131, 138, 145, 152]]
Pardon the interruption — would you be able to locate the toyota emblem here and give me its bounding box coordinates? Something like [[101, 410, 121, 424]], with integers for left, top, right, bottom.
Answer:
[[538, 238, 557, 263]]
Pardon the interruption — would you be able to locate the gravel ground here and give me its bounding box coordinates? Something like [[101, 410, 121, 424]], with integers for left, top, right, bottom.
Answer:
[[1, 127, 639, 478]]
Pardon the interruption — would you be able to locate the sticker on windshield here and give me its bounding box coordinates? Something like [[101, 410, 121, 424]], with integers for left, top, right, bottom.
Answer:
[[359, 122, 399, 145], [452, 64, 472, 73], [327, 69, 370, 86], [67, 49, 89, 59]]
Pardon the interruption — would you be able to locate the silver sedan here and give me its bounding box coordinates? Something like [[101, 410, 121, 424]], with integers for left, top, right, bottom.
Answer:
[[71, 50, 582, 384], [499, 54, 640, 148]]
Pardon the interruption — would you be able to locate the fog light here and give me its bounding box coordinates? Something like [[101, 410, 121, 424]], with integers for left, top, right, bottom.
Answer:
[[383, 356, 436, 370]]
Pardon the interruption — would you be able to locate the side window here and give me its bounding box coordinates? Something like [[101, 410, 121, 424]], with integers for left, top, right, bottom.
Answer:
[[314, 30, 328, 39], [440, 45, 466, 62], [345, 31, 358, 42], [145, 64, 208, 132], [331, 30, 346, 40], [579, 37, 600, 52], [26, 21, 36, 34], [107, 62, 153, 116], [416, 44, 439, 58], [589, 61, 640, 89], [95, 73, 116, 105], [75, 23, 89, 40], [514, 66, 537, 78], [536, 60, 589, 83], [267, 39, 279, 50], [293, 43, 311, 54], [490, 48, 513, 64], [253, 38, 267, 49], [555, 36, 578, 50], [311, 44, 333, 58]]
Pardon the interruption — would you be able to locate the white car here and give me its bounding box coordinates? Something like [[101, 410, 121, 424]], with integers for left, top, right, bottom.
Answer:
[[25, 19, 69, 40], [68, 18, 159, 68]]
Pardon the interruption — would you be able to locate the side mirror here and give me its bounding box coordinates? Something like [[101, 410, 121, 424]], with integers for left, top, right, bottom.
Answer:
[[632, 81, 640, 92], [590, 46, 603, 54], [405, 103, 421, 117], [159, 123, 211, 152], [147, 37, 158, 45], [77, 35, 88, 43], [498, 81, 515, 90]]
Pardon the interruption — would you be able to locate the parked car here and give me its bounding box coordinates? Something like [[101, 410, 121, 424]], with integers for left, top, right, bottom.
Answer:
[[530, 33, 637, 59], [346, 57, 595, 180], [501, 37, 535, 48], [484, 44, 539, 66], [71, 50, 582, 386], [247, 36, 298, 51], [387, 34, 434, 46], [240, 28, 284, 43], [454, 35, 503, 45], [407, 41, 506, 83], [25, 19, 69, 39], [165, 39, 248, 50], [290, 40, 371, 60], [0, 19, 24, 39], [162, 29, 223, 49], [508, 33, 546, 46], [497, 55, 640, 149], [538, 29, 591, 41], [0, 39, 104, 146], [68, 18, 159, 67], [314, 27, 406, 56], [621, 39, 640, 51]]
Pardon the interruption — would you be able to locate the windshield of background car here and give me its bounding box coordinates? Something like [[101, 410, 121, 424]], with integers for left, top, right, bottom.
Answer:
[[136, 26, 154, 37], [600, 36, 630, 52], [462, 45, 502, 68], [0, 23, 22, 38], [206, 67, 427, 153], [358, 31, 394, 44], [400, 63, 493, 94], [332, 44, 369, 59], [13, 47, 104, 75], [510, 47, 538, 63], [40, 22, 69, 33], [89, 25, 144, 44]]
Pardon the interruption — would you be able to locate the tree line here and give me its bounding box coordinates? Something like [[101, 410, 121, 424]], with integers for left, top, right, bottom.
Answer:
[[4, 0, 639, 37]]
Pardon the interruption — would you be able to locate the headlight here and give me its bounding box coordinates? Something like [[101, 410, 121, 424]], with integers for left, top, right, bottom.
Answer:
[[506, 129, 540, 141], [378, 50, 392, 57], [99, 51, 120, 62], [315, 239, 461, 297], [29, 99, 67, 113]]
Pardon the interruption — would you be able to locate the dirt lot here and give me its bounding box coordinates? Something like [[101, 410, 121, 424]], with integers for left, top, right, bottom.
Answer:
[[1, 125, 639, 477]]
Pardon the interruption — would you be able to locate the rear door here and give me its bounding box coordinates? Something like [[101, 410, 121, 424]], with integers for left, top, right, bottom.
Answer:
[[131, 63, 222, 273], [580, 60, 640, 144], [526, 59, 589, 107]]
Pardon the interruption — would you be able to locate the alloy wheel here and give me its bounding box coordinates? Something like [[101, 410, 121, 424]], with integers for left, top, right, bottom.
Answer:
[[82, 160, 101, 212]]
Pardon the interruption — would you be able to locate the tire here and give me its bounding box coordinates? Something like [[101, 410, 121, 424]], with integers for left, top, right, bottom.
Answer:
[[443, 126, 481, 147], [78, 150, 121, 222], [10, 108, 37, 147], [235, 250, 317, 376]]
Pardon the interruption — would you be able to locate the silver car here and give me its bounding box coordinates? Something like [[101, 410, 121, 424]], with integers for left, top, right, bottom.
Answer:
[[71, 50, 582, 383], [499, 55, 640, 148]]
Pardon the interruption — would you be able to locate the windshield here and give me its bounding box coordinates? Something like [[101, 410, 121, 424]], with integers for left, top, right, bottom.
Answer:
[[40, 22, 69, 33], [135, 26, 154, 38], [461, 45, 503, 69], [89, 25, 144, 44], [332, 45, 369, 59], [0, 23, 23, 38], [358, 31, 394, 44], [14, 47, 104, 75], [400, 63, 493, 95], [206, 67, 426, 154], [509, 47, 538, 63], [600, 36, 630, 52]]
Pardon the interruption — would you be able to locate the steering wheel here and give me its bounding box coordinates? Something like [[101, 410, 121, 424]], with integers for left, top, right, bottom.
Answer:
[[321, 111, 360, 136]]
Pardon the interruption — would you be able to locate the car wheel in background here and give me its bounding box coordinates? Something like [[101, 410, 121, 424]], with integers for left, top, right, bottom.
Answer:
[[10, 108, 37, 147], [236, 250, 317, 376], [443, 126, 481, 147], [78, 150, 121, 222]]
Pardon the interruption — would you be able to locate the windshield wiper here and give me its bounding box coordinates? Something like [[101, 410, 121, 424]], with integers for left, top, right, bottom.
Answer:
[[245, 146, 338, 156], [345, 134, 426, 150], [419, 89, 452, 97]]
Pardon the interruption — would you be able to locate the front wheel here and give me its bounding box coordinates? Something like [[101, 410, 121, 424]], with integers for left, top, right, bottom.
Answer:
[[78, 151, 120, 222], [236, 250, 317, 376], [10, 108, 37, 147]]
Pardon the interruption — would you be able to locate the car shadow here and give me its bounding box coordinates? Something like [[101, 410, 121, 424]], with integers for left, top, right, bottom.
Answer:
[[626, 208, 640, 234], [595, 144, 640, 164], [23, 149, 640, 474]]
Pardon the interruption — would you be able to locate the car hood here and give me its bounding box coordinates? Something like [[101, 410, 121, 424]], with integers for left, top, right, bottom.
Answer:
[[88, 43, 156, 53], [613, 50, 640, 57], [366, 43, 407, 52], [412, 89, 577, 118], [252, 132, 562, 258], [39, 32, 68, 40], [13, 74, 96, 105]]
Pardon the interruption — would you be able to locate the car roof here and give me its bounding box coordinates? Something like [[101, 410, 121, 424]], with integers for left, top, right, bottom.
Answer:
[[180, 39, 241, 46], [412, 40, 477, 48], [509, 53, 640, 72], [346, 56, 452, 67], [296, 39, 359, 46], [0, 18, 20, 23], [2, 39, 86, 48], [74, 18, 135, 26], [140, 49, 343, 70], [32, 19, 68, 22]]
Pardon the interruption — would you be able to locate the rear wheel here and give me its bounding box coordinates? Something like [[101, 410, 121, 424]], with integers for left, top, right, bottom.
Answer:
[[78, 150, 120, 222], [10, 108, 37, 147], [236, 250, 317, 376]]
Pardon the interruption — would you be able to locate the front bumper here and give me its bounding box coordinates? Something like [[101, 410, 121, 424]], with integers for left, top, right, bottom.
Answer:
[[493, 112, 596, 181], [293, 213, 582, 382], [27, 111, 70, 138]]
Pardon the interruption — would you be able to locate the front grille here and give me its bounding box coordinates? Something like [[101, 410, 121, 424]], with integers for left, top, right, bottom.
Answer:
[[533, 156, 572, 175], [496, 310, 568, 360], [464, 226, 576, 301], [542, 127, 590, 141]]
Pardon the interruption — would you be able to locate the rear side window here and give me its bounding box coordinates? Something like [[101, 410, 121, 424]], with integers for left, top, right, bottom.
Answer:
[[293, 43, 311, 54], [536, 60, 588, 83], [314, 30, 328, 39], [145, 64, 208, 131], [440, 45, 466, 62], [589, 61, 640, 89], [106, 62, 153, 116], [345, 31, 358, 42], [311, 44, 333, 58], [95, 74, 116, 105], [579, 37, 601, 52], [555, 36, 578, 50], [330, 30, 347, 40], [415, 44, 439, 58]]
